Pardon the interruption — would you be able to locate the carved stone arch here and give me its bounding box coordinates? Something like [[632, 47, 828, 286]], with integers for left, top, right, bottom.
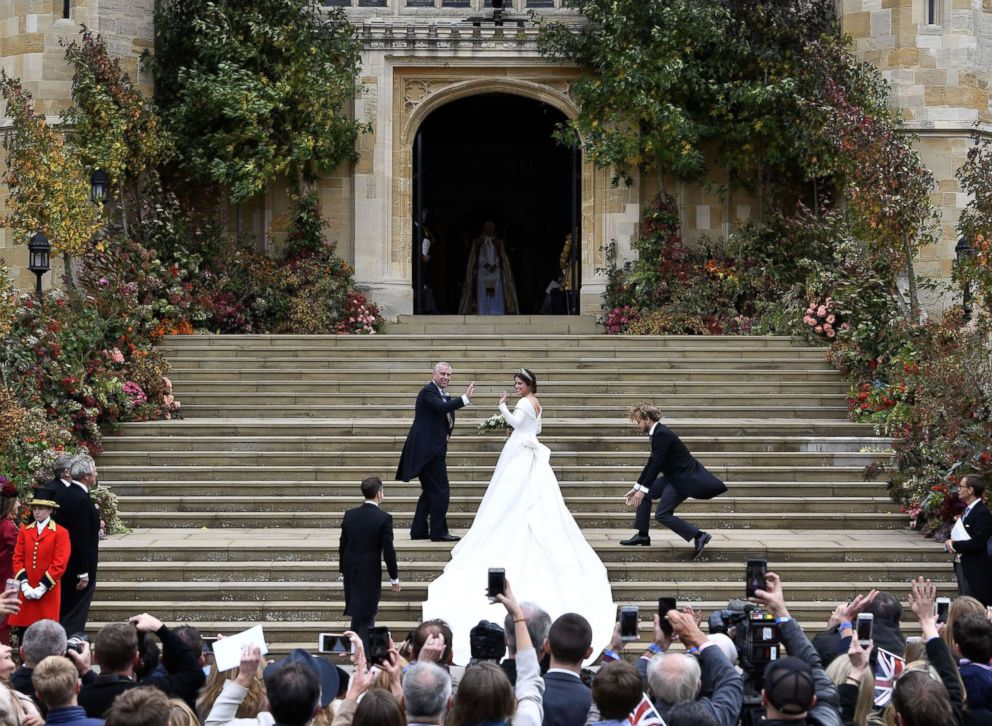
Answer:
[[389, 70, 601, 288]]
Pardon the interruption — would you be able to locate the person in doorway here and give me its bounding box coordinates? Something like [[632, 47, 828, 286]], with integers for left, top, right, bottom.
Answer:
[[458, 220, 519, 315], [415, 207, 438, 314]]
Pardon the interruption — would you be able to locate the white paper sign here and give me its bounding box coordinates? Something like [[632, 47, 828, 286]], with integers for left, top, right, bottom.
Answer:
[[951, 517, 971, 542], [212, 625, 268, 672]]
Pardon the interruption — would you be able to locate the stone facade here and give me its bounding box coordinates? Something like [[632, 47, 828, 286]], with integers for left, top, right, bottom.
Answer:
[[1, 0, 989, 313]]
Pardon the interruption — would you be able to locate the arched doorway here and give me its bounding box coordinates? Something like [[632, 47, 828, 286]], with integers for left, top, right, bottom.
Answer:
[[412, 93, 580, 315]]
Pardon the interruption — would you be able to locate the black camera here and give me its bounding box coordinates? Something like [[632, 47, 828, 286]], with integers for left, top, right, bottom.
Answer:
[[708, 600, 750, 636], [469, 620, 506, 662], [66, 634, 89, 655]]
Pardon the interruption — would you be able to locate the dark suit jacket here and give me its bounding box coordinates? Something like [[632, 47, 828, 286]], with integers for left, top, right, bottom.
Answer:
[[53, 482, 100, 588], [340, 503, 399, 618], [542, 671, 591, 726], [639, 424, 727, 500], [953, 500, 992, 605], [395, 383, 466, 481]]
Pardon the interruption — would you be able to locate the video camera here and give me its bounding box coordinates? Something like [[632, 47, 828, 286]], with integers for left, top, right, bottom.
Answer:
[[469, 620, 506, 662]]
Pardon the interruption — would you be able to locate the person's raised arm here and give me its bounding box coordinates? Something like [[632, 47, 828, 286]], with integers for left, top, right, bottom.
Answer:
[[497, 578, 544, 726], [205, 644, 258, 726], [498, 392, 526, 429]]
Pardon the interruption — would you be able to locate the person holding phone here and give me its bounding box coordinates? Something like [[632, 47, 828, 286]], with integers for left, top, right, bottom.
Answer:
[[339, 476, 400, 657], [621, 403, 727, 559]]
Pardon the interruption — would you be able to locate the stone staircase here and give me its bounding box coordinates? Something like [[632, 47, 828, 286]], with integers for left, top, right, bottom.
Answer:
[[92, 319, 951, 656]]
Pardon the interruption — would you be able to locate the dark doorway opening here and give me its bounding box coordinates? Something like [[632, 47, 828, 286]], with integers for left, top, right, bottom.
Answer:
[[412, 93, 580, 314]]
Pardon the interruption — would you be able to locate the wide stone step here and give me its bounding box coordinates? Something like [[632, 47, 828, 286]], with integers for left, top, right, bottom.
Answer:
[[115, 419, 881, 438], [168, 368, 847, 383], [101, 480, 891, 498], [117, 510, 908, 529], [103, 464, 873, 482], [118, 495, 899, 515], [177, 404, 851, 419], [387, 315, 603, 334], [99, 435, 887, 454], [164, 355, 834, 370], [160, 332, 815, 349], [90, 577, 953, 604], [99, 529, 942, 564], [169, 380, 851, 395], [98, 560, 952, 584], [96, 450, 882, 468]]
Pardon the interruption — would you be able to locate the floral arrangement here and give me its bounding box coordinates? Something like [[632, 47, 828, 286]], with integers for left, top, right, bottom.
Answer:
[[803, 298, 839, 339], [336, 292, 384, 335], [477, 414, 510, 434], [605, 305, 640, 335]]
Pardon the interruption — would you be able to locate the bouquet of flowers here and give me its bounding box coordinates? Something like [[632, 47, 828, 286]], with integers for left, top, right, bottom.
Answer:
[[477, 413, 509, 434]]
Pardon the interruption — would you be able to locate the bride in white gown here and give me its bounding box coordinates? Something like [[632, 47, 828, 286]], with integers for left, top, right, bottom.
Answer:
[[422, 368, 617, 665]]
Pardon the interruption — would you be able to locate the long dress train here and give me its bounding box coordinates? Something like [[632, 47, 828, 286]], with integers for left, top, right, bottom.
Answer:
[[422, 397, 616, 665]]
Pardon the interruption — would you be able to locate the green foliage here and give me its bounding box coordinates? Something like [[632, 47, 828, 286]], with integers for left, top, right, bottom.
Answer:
[[152, 0, 365, 201], [61, 27, 171, 189], [0, 73, 103, 256], [955, 137, 992, 316]]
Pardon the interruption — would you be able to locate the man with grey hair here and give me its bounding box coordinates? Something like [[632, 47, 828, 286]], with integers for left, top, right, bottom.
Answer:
[[645, 610, 742, 726], [11, 619, 95, 706], [402, 661, 453, 725], [47, 454, 74, 490], [396, 363, 475, 542], [56, 454, 101, 634], [501, 602, 552, 684]]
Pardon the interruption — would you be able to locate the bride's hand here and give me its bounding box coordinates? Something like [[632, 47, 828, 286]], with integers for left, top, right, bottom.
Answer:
[[498, 391, 508, 406]]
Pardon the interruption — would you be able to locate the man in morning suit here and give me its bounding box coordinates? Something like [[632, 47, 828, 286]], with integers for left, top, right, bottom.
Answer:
[[621, 402, 727, 559], [339, 476, 400, 654], [542, 613, 594, 726], [55, 454, 101, 635], [945, 474, 992, 606], [395, 362, 475, 542]]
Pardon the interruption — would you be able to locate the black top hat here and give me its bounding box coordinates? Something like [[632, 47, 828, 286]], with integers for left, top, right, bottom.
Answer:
[[28, 487, 60, 509]]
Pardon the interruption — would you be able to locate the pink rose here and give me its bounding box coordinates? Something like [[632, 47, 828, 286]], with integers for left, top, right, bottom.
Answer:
[[826, 314, 836, 324], [826, 329, 836, 338], [817, 306, 827, 317], [822, 323, 833, 333], [110, 348, 125, 364], [815, 325, 823, 333]]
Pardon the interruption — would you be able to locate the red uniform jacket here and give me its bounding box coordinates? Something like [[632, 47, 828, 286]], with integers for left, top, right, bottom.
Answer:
[[8, 520, 71, 628]]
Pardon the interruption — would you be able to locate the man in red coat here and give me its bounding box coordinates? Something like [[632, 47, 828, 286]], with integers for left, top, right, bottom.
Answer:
[[9, 487, 70, 630]]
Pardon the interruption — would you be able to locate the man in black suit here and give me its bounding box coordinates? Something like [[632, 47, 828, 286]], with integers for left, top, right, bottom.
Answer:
[[55, 454, 102, 635], [621, 403, 727, 559], [395, 362, 475, 542], [339, 476, 400, 653], [542, 613, 594, 726], [945, 474, 992, 606]]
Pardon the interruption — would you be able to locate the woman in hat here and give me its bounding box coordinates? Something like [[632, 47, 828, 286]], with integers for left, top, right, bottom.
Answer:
[[0, 480, 18, 645], [8, 487, 70, 631]]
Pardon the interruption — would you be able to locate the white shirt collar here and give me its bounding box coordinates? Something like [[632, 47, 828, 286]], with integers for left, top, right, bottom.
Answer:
[[964, 499, 979, 516], [59, 478, 72, 487], [546, 668, 581, 679], [35, 517, 51, 534], [433, 382, 448, 396], [649, 421, 660, 436], [364, 500, 379, 508], [71, 479, 89, 493]]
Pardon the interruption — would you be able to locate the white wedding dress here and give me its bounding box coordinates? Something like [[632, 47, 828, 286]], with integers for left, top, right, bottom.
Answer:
[[422, 397, 616, 665]]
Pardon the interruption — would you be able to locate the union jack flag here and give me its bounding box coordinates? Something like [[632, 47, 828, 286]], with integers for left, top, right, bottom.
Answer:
[[874, 648, 906, 707], [629, 694, 667, 725]]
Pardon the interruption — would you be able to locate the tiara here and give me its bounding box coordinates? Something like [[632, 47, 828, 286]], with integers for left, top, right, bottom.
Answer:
[[517, 368, 533, 383]]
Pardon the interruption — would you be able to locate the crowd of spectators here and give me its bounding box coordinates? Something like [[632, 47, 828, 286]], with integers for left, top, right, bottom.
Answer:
[[0, 566, 987, 724]]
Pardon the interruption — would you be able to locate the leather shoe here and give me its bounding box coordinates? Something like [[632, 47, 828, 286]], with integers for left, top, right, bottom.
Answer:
[[431, 534, 461, 542], [620, 534, 651, 546], [692, 532, 712, 560]]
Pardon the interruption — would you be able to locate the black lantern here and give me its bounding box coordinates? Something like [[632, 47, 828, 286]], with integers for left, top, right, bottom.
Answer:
[[90, 169, 110, 205], [28, 231, 51, 302], [955, 236, 974, 322]]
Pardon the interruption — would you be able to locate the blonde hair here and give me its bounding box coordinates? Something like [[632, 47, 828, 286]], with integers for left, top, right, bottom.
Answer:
[[168, 698, 199, 726], [825, 654, 876, 726], [197, 663, 268, 721], [31, 656, 78, 709], [943, 595, 985, 655], [628, 403, 661, 423]]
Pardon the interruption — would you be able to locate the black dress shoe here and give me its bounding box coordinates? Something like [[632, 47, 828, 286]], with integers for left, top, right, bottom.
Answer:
[[431, 534, 461, 542], [620, 533, 651, 546], [692, 532, 712, 560]]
